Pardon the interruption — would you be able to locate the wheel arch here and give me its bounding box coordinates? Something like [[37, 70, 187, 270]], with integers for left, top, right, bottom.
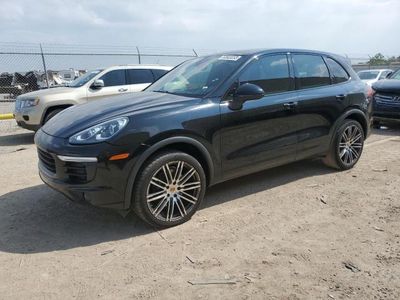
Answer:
[[41, 104, 75, 125], [124, 136, 215, 209], [329, 108, 369, 148], [343, 110, 369, 138]]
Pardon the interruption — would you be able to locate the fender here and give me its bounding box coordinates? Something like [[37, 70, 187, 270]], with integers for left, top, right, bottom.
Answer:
[[328, 108, 369, 148], [123, 136, 215, 209]]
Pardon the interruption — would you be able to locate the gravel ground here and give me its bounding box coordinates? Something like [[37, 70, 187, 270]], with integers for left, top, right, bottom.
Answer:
[[0, 126, 399, 299]]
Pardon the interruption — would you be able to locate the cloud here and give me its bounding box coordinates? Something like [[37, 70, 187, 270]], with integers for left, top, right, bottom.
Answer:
[[0, 0, 399, 56]]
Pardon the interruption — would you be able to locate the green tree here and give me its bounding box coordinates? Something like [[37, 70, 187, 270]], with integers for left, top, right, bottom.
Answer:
[[368, 53, 387, 65]]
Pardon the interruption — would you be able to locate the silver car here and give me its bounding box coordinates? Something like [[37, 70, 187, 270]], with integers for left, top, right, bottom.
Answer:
[[14, 64, 172, 131]]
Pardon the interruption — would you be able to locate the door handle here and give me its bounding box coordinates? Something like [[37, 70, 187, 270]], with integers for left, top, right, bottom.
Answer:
[[283, 102, 298, 110], [118, 88, 128, 92], [336, 94, 346, 101]]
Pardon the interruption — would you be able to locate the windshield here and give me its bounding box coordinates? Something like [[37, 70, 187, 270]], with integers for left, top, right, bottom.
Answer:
[[358, 71, 379, 80], [146, 54, 248, 97], [389, 69, 400, 80], [68, 69, 103, 87]]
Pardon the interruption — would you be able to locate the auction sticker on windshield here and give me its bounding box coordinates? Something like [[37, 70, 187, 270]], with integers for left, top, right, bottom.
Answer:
[[218, 55, 242, 61]]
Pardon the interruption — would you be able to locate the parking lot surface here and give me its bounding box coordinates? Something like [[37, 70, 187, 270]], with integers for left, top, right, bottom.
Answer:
[[0, 127, 399, 299]]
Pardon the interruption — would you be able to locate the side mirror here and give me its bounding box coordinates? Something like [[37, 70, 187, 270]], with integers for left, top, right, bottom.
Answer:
[[385, 72, 393, 79], [91, 79, 104, 89], [229, 83, 265, 110]]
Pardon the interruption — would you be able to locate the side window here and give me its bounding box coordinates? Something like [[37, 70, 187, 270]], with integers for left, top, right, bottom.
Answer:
[[239, 54, 291, 94], [99, 70, 126, 87], [126, 69, 154, 84], [326, 58, 349, 84], [152, 69, 168, 81], [293, 54, 330, 89]]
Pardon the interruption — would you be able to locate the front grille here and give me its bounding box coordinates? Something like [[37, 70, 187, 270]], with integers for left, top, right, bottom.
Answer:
[[375, 92, 400, 103], [63, 162, 87, 183], [37, 149, 56, 173]]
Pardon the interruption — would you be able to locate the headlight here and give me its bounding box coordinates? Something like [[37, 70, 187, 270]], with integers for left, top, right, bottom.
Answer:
[[69, 117, 129, 144], [19, 97, 40, 108]]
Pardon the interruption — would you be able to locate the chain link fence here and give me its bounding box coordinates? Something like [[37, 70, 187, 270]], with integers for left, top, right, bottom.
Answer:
[[0, 42, 216, 133], [0, 42, 216, 99]]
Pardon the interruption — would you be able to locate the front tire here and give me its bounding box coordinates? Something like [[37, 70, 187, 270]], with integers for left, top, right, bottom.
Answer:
[[323, 119, 364, 170], [132, 151, 206, 228], [43, 108, 64, 124]]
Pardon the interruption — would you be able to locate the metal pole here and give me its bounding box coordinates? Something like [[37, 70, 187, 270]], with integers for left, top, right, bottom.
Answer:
[[192, 49, 198, 57], [40, 44, 50, 88], [136, 46, 141, 64]]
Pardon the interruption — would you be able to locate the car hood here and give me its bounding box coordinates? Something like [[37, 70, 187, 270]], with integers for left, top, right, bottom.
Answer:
[[372, 79, 400, 93], [18, 87, 74, 99], [41, 91, 194, 138]]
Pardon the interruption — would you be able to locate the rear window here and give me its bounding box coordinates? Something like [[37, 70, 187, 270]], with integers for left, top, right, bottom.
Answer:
[[152, 69, 169, 81], [358, 71, 379, 80], [326, 58, 349, 84], [126, 69, 154, 84], [293, 54, 331, 89]]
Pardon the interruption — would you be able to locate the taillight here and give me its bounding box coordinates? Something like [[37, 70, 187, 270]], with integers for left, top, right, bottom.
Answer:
[[367, 86, 375, 101]]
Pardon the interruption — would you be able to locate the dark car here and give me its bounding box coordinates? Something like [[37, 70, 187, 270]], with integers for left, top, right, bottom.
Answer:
[[35, 49, 372, 227], [371, 68, 400, 127]]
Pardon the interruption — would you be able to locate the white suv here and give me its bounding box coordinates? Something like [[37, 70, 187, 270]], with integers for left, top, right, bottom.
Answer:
[[14, 65, 172, 131]]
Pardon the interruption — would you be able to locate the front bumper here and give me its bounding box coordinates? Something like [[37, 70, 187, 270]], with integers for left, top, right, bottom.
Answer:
[[14, 108, 42, 131], [34, 129, 143, 210]]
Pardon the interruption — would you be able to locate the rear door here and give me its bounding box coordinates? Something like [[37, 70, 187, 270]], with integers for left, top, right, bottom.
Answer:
[[220, 53, 299, 179], [87, 69, 130, 101], [292, 53, 349, 160], [126, 69, 155, 92]]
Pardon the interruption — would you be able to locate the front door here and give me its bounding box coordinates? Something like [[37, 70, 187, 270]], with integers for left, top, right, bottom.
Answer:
[[220, 54, 299, 180], [87, 69, 130, 101]]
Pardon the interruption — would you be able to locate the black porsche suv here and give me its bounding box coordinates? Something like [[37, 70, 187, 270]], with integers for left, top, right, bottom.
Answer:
[[35, 49, 371, 227]]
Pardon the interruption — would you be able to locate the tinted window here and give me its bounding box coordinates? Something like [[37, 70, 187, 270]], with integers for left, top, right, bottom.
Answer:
[[326, 58, 349, 84], [239, 54, 291, 94], [358, 71, 379, 80], [99, 70, 126, 87], [126, 69, 154, 84], [293, 54, 330, 89], [152, 69, 168, 81]]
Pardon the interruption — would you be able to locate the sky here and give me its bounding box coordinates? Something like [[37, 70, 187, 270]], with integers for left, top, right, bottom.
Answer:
[[0, 0, 399, 61]]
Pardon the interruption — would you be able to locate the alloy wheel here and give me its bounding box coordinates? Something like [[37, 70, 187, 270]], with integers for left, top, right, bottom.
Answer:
[[146, 160, 202, 222], [338, 124, 363, 166]]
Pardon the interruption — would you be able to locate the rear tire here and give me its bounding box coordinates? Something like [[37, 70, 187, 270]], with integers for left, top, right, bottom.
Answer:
[[323, 119, 364, 170], [43, 108, 64, 124], [132, 151, 206, 228]]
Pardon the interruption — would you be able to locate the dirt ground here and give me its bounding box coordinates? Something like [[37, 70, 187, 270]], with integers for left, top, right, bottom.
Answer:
[[0, 126, 399, 300]]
